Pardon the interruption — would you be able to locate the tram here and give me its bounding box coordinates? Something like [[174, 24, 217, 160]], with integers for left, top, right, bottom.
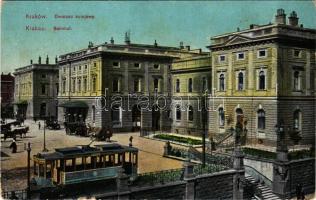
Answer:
[[32, 143, 138, 189]]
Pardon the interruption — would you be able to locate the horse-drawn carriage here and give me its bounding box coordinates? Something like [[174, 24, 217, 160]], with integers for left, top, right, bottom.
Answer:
[[88, 126, 113, 141], [64, 122, 88, 137], [1, 122, 29, 140], [46, 119, 61, 130]]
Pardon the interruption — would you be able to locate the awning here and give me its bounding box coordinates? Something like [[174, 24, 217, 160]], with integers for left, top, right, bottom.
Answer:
[[59, 101, 89, 108]]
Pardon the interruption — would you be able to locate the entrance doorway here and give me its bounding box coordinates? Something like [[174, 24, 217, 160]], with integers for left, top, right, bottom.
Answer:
[[152, 105, 160, 131], [132, 105, 141, 132], [40, 103, 47, 119], [236, 108, 244, 128]]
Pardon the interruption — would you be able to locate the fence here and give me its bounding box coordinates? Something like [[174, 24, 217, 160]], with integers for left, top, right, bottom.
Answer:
[[2, 189, 27, 200]]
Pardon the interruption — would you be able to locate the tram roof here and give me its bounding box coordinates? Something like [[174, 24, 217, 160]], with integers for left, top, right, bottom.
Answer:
[[34, 143, 138, 161]]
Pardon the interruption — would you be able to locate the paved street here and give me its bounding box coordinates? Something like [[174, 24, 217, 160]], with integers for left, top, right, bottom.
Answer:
[[1, 119, 182, 191]]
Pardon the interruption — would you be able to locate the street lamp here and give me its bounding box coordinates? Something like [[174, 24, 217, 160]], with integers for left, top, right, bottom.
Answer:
[[201, 89, 209, 168], [26, 142, 31, 198], [275, 120, 288, 161], [42, 118, 48, 152]]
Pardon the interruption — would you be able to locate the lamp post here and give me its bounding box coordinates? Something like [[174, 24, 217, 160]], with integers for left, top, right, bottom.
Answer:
[[275, 120, 288, 161], [42, 119, 48, 152], [202, 90, 208, 168], [26, 142, 31, 198]]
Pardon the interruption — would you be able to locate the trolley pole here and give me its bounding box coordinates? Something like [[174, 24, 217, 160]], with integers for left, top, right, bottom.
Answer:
[[27, 142, 31, 198]]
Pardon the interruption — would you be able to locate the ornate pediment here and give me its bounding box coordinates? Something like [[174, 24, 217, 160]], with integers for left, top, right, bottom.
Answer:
[[225, 35, 253, 45]]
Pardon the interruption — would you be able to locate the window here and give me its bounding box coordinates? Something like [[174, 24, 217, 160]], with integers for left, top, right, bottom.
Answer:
[[62, 80, 66, 93], [73, 66, 76, 71], [293, 71, 301, 91], [258, 49, 267, 58], [176, 105, 181, 121], [153, 64, 159, 69], [92, 76, 96, 92], [154, 78, 159, 92], [259, 71, 265, 90], [237, 52, 245, 60], [176, 79, 180, 93], [219, 55, 226, 62], [41, 74, 46, 78], [77, 79, 81, 92], [134, 63, 140, 68], [238, 72, 244, 90], [202, 77, 207, 92], [79, 66, 81, 70], [92, 106, 96, 122], [111, 105, 121, 122], [112, 78, 119, 92], [113, 62, 119, 68], [72, 79, 76, 92], [94, 62, 97, 67], [85, 65, 88, 69], [56, 83, 59, 95], [293, 50, 301, 58], [63, 67, 66, 73], [83, 78, 87, 92], [257, 109, 265, 129], [218, 107, 225, 126], [41, 84, 46, 95], [219, 74, 225, 91], [134, 78, 141, 92], [188, 106, 193, 121], [188, 78, 193, 93], [293, 110, 301, 130]]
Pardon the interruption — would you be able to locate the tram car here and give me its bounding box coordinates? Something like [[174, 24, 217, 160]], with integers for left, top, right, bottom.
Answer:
[[31, 143, 138, 198]]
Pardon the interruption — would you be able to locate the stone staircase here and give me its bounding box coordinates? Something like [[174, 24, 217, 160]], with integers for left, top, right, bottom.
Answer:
[[245, 175, 281, 200]]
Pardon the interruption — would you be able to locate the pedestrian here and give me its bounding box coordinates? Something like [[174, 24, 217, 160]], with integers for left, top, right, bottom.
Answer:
[[9, 139, 17, 153], [38, 121, 41, 130], [34, 117, 37, 123]]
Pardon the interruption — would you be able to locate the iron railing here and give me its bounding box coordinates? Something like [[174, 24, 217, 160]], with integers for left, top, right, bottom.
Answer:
[[193, 164, 229, 176], [244, 165, 273, 189], [132, 168, 184, 187], [2, 189, 27, 200]]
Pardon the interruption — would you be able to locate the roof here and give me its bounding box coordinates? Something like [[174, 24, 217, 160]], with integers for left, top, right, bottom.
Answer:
[[59, 101, 89, 108], [34, 143, 138, 161]]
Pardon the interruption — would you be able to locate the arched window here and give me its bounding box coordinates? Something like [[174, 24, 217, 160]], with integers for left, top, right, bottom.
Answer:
[[293, 110, 301, 130], [176, 105, 181, 121], [188, 106, 194, 121], [176, 79, 180, 93], [218, 107, 225, 126], [259, 71, 265, 90], [188, 78, 193, 93], [111, 105, 121, 122], [257, 109, 265, 129], [238, 72, 244, 90], [236, 108, 243, 124], [294, 71, 300, 91], [219, 74, 225, 91]]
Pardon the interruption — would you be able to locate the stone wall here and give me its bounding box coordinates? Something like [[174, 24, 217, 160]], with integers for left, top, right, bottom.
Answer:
[[244, 157, 273, 181]]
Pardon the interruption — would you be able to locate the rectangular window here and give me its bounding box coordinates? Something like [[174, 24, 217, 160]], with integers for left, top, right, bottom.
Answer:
[[258, 49, 267, 58], [113, 78, 119, 92], [85, 65, 88, 69], [79, 66, 81, 70], [94, 62, 97, 67], [237, 52, 245, 60], [134, 78, 140, 92], [293, 50, 301, 58], [153, 64, 159, 69], [176, 79, 180, 93], [219, 55, 226, 62], [113, 61, 120, 68], [188, 78, 193, 93], [41, 74, 46, 78], [134, 63, 140, 68], [41, 84, 46, 95], [73, 67, 76, 71]]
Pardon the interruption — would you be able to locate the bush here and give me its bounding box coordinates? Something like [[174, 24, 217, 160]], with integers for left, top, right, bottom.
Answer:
[[153, 134, 202, 145], [242, 147, 276, 160]]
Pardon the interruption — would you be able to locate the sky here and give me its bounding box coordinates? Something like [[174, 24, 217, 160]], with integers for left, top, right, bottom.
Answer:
[[1, 1, 316, 73]]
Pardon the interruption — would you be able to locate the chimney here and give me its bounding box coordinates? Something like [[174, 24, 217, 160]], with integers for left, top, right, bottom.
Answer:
[[110, 37, 114, 44], [30, 59, 33, 64], [38, 56, 41, 64], [288, 11, 299, 26], [185, 46, 190, 51], [275, 8, 286, 25], [154, 40, 158, 47], [46, 55, 49, 64], [124, 31, 131, 45], [179, 41, 184, 49]]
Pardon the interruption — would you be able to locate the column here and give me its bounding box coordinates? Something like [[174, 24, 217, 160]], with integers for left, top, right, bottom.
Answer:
[[183, 158, 195, 200]]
